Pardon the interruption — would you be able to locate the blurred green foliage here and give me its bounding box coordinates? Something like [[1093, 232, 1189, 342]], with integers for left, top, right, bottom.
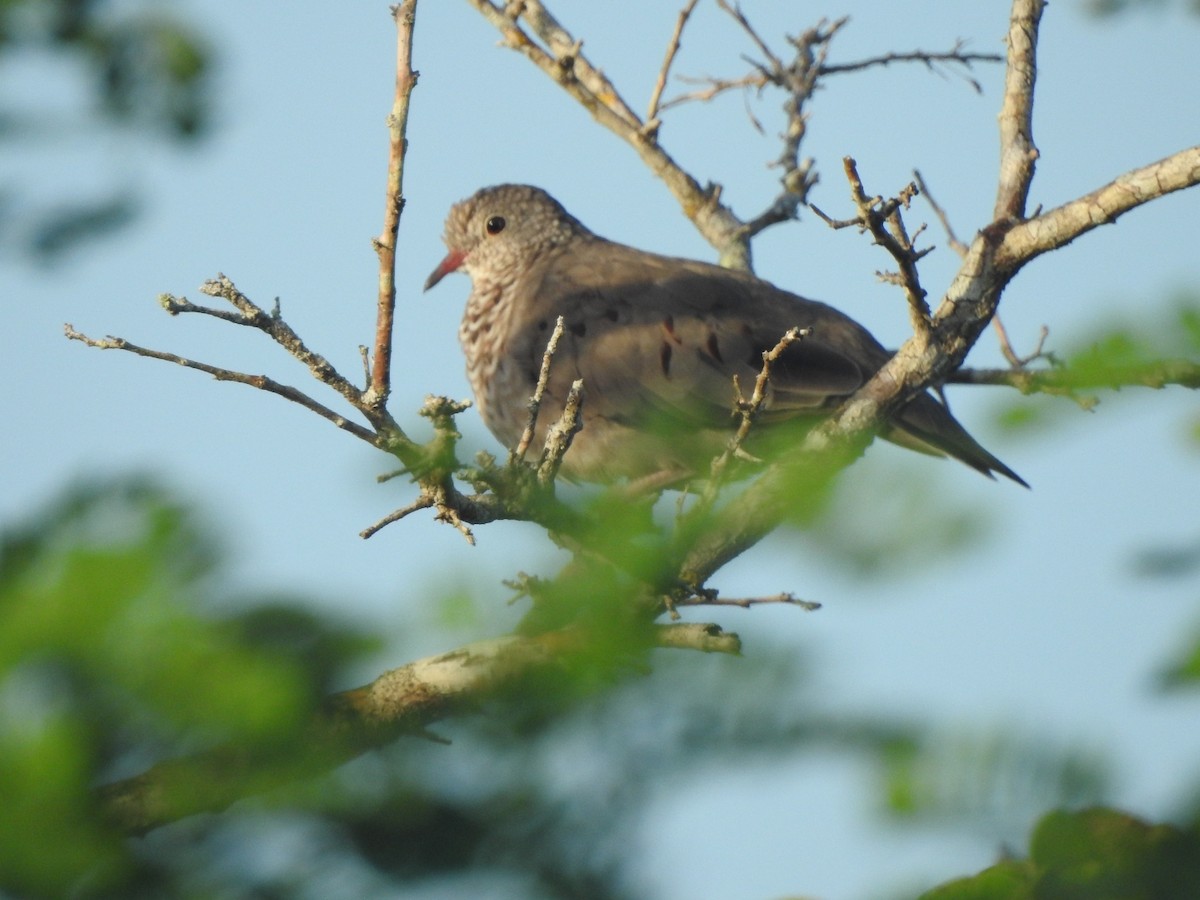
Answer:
[[1086, 0, 1200, 15], [0, 478, 373, 896], [920, 807, 1200, 899], [0, 0, 213, 260], [881, 730, 1109, 834], [0, 476, 1125, 899]]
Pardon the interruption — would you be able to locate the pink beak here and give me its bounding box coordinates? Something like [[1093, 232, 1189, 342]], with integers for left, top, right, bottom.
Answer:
[[423, 249, 466, 291]]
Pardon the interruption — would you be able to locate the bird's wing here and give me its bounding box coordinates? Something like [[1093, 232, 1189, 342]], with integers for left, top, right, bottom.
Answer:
[[515, 241, 884, 432]]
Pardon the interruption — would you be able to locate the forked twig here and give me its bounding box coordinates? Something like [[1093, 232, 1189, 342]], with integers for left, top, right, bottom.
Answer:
[[513, 316, 566, 462], [701, 326, 809, 506], [63, 325, 379, 445], [645, 0, 700, 134]]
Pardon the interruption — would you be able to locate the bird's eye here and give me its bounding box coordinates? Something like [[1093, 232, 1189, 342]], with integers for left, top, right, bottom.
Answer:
[[485, 216, 506, 235]]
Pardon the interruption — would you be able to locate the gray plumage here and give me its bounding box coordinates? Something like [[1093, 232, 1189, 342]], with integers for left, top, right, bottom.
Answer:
[[425, 184, 1025, 487]]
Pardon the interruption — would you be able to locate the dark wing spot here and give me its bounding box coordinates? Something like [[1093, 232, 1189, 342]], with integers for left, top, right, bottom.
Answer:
[[661, 315, 682, 344], [705, 331, 723, 363], [746, 346, 764, 368], [569, 321, 586, 337], [660, 342, 673, 378], [604, 308, 619, 322], [537, 319, 548, 331]]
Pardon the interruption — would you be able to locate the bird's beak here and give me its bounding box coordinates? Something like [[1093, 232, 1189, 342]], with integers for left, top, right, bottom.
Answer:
[[423, 249, 466, 291]]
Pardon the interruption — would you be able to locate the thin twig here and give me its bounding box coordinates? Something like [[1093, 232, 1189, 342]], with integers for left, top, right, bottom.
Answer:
[[513, 316, 566, 462], [950, 359, 1200, 393], [537, 378, 585, 485], [645, 0, 699, 134], [659, 72, 765, 112], [360, 494, 435, 539], [368, 0, 420, 408], [673, 591, 821, 612], [821, 45, 1001, 92], [701, 326, 808, 508], [837, 158, 933, 339], [189, 275, 371, 414], [64, 325, 379, 445], [913, 168, 968, 257], [465, 0, 750, 267], [715, 0, 783, 71]]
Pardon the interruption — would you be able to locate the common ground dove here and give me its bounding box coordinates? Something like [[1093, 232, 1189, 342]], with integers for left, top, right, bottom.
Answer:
[[425, 184, 1025, 487]]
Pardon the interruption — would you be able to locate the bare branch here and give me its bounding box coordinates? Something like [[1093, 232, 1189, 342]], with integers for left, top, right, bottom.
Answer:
[[536, 378, 585, 486], [367, 0, 420, 409], [715, 0, 784, 71], [513, 316, 566, 462], [360, 493, 435, 539], [997, 146, 1200, 271], [913, 168, 968, 257], [821, 159, 933, 340], [64, 325, 380, 446], [660, 72, 766, 112], [673, 591, 822, 612], [191, 275, 372, 415], [645, 0, 700, 131], [950, 359, 1200, 394], [663, 40, 1000, 111], [466, 0, 750, 267], [820, 44, 1002, 92], [994, 0, 1045, 221], [706, 326, 809, 493]]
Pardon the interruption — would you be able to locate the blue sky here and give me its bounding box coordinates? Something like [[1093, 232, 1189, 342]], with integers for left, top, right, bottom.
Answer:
[[4, 2, 1200, 897]]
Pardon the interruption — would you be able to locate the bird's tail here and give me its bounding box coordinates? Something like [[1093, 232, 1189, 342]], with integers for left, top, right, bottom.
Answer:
[[887, 393, 1029, 487]]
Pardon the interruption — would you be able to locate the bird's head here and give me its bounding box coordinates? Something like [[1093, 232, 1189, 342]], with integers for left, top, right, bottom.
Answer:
[[424, 184, 589, 291]]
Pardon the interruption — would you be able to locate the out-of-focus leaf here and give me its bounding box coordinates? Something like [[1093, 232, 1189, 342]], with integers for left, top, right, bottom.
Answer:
[[920, 808, 1200, 899], [1, 0, 215, 261], [879, 730, 1109, 833], [1085, 0, 1200, 17], [1032, 808, 1200, 898], [1133, 538, 1200, 579], [798, 462, 991, 579], [1155, 626, 1200, 689], [917, 859, 1036, 900], [0, 477, 373, 896], [27, 194, 139, 260], [0, 706, 128, 896]]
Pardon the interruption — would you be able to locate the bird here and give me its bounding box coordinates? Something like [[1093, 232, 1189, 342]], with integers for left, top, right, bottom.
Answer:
[[424, 183, 1025, 488]]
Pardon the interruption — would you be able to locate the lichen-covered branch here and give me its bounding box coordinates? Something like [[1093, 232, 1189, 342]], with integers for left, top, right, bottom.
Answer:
[[997, 146, 1200, 271], [994, 0, 1044, 221], [97, 621, 742, 834]]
